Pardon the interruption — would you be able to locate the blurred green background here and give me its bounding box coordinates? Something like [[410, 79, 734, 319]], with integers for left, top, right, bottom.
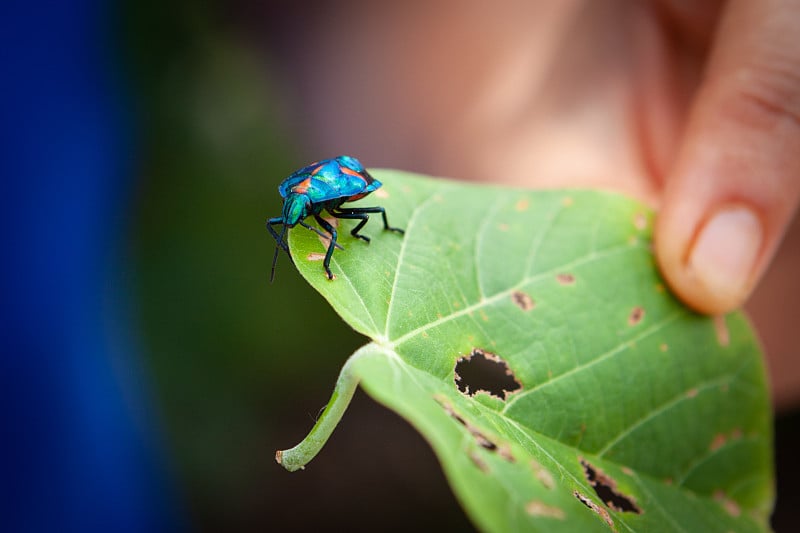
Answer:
[[124, 2, 471, 530]]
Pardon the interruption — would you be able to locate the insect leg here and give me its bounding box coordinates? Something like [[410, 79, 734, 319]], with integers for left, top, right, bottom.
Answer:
[[266, 217, 290, 254], [270, 225, 289, 282], [299, 220, 344, 250], [335, 206, 405, 234], [266, 218, 291, 283], [314, 214, 338, 280], [329, 209, 371, 242]]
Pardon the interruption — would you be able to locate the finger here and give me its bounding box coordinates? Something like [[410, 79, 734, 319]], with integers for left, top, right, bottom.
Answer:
[[656, 0, 800, 315]]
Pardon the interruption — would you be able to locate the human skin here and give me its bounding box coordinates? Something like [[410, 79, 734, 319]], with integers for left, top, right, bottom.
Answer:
[[261, 0, 800, 405]]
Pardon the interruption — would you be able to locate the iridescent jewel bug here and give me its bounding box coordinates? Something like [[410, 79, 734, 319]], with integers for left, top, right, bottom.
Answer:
[[266, 155, 404, 281]]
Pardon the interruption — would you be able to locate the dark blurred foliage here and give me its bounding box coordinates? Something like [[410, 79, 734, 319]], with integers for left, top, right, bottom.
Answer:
[[123, 1, 472, 530], [122, 2, 798, 532]]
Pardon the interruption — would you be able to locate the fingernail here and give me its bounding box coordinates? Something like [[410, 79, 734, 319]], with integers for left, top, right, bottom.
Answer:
[[688, 206, 762, 305]]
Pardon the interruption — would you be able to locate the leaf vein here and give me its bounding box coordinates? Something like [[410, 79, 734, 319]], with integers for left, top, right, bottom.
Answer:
[[389, 241, 648, 346], [384, 186, 450, 339], [501, 310, 682, 413]]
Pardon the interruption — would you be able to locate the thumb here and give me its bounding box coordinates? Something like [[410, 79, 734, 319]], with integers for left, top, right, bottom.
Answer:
[[656, 0, 800, 315]]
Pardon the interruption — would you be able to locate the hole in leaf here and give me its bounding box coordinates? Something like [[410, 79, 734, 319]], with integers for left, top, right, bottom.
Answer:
[[573, 491, 614, 529], [454, 348, 522, 400], [580, 459, 641, 514], [511, 290, 535, 311]]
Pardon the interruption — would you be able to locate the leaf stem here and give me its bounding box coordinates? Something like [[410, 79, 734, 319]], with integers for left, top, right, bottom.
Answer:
[[275, 346, 368, 472]]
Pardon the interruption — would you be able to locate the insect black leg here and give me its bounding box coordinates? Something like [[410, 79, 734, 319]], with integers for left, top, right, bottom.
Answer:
[[334, 207, 405, 235], [329, 210, 371, 242], [266, 217, 290, 254], [314, 214, 338, 280], [266, 217, 291, 283], [299, 220, 344, 250]]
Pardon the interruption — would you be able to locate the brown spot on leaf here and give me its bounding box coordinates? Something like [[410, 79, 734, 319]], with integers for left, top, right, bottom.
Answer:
[[525, 500, 565, 519], [467, 449, 489, 473], [306, 252, 326, 261], [530, 459, 555, 489], [628, 307, 645, 326], [556, 273, 575, 285], [714, 315, 730, 347], [686, 388, 698, 398], [515, 198, 529, 211], [498, 223, 509, 231], [574, 491, 615, 529], [479, 310, 489, 322], [659, 343, 668, 352], [374, 188, 389, 199], [453, 301, 462, 309], [497, 444, 516, 463], [562, 196, 574, 207], [580, 459, 641, 514], [655, 283, 665, 293], [454, 348, 522, 401], [435, 397, 515, 463], [511, 291, 535, 311], [714, 490, 741, 517], [710, 434, 727, 451], [710, 429, 744, 452]]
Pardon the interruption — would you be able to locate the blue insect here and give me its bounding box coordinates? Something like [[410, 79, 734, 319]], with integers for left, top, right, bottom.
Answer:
[[267, 155, 404, 281]]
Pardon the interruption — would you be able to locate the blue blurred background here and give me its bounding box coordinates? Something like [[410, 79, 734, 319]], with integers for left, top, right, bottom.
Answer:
[[3, 1, 799, 531]]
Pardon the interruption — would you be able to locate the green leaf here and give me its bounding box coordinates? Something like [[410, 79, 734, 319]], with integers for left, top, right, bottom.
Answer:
[[276, 170, 774, 532]]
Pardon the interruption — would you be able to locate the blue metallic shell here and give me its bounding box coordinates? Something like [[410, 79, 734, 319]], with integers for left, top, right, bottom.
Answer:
[[278, 155, 382, 203]]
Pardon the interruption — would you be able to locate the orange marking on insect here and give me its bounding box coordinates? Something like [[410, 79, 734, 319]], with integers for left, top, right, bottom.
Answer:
[[294, 177, 312, 194], [340, 166, 364, 179]]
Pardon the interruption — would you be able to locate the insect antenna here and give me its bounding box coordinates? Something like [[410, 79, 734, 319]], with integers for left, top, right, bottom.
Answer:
[[270, 224, 288, 283]]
